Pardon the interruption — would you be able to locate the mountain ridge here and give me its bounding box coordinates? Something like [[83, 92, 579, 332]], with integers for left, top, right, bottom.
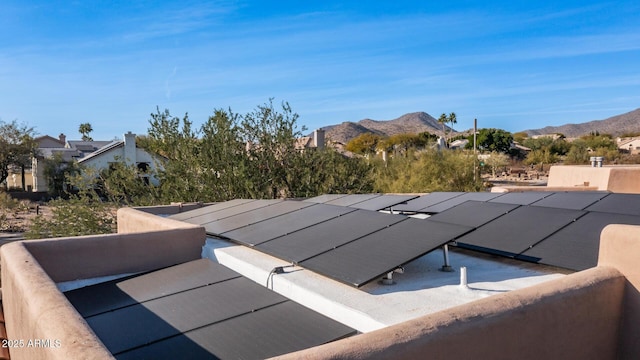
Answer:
[[318, 108, 640, 145]]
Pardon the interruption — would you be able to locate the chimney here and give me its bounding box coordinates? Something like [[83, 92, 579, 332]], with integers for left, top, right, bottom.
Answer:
[[313, 129, 325, 149], [124, 131, 136, 165], [59, 133, 66, 144]]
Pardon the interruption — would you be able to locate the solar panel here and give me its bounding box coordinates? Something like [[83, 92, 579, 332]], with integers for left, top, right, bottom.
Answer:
[[455, 206, 586, 256], [256, 210, 407, 263], [222, 204, 356, 246], [530, 192, 610, 210], [203, 201, 313, 235], [488, 191, 554, 205], [324, 194, 382, 206], [419, 192, 505, 213], [518, 212, 640, 271], [65, 259, 240, 317], [73, 259, 356, 359], [182, 199, 280, 225], [391, 192, 465, 212], [427, 201, 519, 228], [349, 194, 419, 211], [300, 218, 472, 287], [86, 276, 287, 354], [169, 199, 257, 221], [584, 193, 640, 216], [303, 194, 349, 204], [116, 301, 356, 360]]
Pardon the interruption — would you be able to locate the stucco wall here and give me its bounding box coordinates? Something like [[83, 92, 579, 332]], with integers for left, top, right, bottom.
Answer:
[[271, 266, 625, 360], [547, 165, 640, 193], [1, 242, 114, 360], [117, 206, 205, 234]]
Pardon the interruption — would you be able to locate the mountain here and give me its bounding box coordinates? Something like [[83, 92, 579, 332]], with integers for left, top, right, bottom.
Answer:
[[323, 112, 452, 144], [524, 108, 640, 138]]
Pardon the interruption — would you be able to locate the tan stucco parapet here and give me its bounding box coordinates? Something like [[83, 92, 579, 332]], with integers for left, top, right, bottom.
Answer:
[[1, 241, 114, 360]]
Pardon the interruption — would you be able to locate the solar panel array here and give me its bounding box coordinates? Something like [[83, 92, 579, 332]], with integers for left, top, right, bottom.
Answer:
[[176, 200, 470, 287], [173, 191, 640, 284], [415, 191, 640, 271], [65, 259, 356, 360]]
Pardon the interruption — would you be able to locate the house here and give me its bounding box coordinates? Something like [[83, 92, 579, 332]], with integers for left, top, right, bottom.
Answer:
[[77, 132, 161, 185], [617, 137, 640, 154]]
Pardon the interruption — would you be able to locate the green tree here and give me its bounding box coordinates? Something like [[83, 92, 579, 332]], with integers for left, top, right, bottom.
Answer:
[[25, 196, 115, 239], [469, 128, 513, 153], [345, 133, 382, 155], [484, 152, 510, 177], [79, 123, 94, 141], [0, 120, 37, 188], [43, 153, 82, 198], [374, 149, 482, 193], [437, 113, 448, 137]]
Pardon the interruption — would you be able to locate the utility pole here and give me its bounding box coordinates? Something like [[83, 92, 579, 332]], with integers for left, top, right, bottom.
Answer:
[[473, 118, 478, 183]]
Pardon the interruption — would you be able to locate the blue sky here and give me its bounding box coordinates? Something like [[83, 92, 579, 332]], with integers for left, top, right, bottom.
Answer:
[[1, 1, 639, 140]]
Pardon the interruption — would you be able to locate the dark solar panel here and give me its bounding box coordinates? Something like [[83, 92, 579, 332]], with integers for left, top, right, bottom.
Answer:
[[427, 201, 519, 228], [300, 218, 472, 287], [303, 194, 349, 204], [65, 259, 240, 317], [116, 301, 356, 360], [530, 192, 610, 210], [419, 192, 505, 213], [518, 212, 640, 271], [324, 193, 382, 206], [584, 193, 640, 216], [203, 201, 313, 235], [455, 206, 586, 256], [256, 210, 407, 263], [73, 259, 356, 360], [391, 192, 465, 212], [487, 191, 554, 205], [183, 199, 280, 225], [87, 276, 286, 354], [169, 199, 256, 221], [349, 194, 419, 211], [222, 204, 356, 246]]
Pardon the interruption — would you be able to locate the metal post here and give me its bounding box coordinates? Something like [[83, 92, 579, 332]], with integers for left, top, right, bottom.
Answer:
[[440, 244, 454, 272]]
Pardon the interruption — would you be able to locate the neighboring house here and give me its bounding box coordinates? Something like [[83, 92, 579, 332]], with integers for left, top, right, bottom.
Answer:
[[617, 137, 640, 154], [294, 129, 325, 151], [78, 131, 161, 185]]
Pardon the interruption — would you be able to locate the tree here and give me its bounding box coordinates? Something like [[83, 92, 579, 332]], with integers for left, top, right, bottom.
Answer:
[[79, 123, 94, 141], [484, 152, 510, 177], [0, 120, 37, 188], [437, 113, 448, 138], [470, 128, 513, 153], [344, 133, 382, 155], [43, 153, 82, 198], [447, 112, 457, 136]]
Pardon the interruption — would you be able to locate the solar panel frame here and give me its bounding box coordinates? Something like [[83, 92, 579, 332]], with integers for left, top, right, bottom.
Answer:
[[391, 192, 465, 212], [348, 194, 420, 211], [303, 194, 349, 204], [169, 199, 257, 221], [203, 201, 313, 235], [419, 192, 505, 213], [455, 206, 587, 256], [584, 193, 640, 216], [427, 201, 520, 228], [530, 192, 610, 210], [183, 199, 280, 225], [222, 204, 357, 246], [518, 211, 640, 271], [487, 191, 555, 205], [323, 193, 382, 206], [300, 218, 473, 287], [255, 210, 407, 263]]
